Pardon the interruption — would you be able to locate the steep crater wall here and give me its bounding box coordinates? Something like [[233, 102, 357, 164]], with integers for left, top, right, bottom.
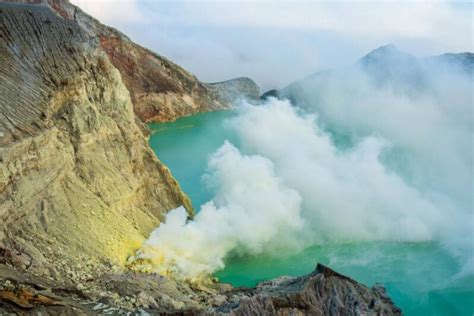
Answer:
[[0, 3, 192, 279]]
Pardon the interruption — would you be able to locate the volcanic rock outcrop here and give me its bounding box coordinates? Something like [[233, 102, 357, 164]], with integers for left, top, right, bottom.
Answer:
[[0, 262, 402, 315], [215, 263, 402, 316], [0, 2, 192, 278]]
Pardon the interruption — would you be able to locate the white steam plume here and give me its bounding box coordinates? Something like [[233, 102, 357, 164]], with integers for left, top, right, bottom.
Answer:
[[136, 98, 462, 279], [230, 99, 443, 244], [137, 142, 303, 279], [276, 62, 473, 264], [137, 58, 472, 279]]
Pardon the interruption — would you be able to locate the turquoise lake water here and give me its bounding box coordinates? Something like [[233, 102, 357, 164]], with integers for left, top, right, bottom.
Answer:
[[149, 111, 474, 316]]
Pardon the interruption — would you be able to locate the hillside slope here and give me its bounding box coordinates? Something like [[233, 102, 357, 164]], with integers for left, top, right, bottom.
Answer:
[[0, 1, 192, 281], [5, 0, 259, 123], [263, 44, 473, 103]]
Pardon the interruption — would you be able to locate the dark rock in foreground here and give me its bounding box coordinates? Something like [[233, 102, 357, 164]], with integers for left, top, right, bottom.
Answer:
[[0, 263, 402, 315], [212, 263, 401, 316]]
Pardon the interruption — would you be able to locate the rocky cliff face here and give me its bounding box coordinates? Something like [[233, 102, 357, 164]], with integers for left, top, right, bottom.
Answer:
[[0, 2, 400, 315], [5, 0, 260, 123], [205, 78, 261, 104], [0, 2, 191, 280]]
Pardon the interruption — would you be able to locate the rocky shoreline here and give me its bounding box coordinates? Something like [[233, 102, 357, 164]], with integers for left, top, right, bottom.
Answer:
[[0, 1, 401, 314], [0, 262, 401, 315]]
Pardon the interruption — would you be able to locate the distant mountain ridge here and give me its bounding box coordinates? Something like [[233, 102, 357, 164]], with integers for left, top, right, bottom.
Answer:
[[262, 44, 473, 101]]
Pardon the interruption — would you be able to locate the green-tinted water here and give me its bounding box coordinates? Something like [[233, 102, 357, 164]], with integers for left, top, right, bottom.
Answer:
[[149, 111, 474, 316], [149, 111, 238, 209]]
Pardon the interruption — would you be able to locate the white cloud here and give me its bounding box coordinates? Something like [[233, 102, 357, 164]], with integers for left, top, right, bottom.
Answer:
[[70, 0, 147, 24], [70, 0, 473, 93], [168, 1, 472, 49]]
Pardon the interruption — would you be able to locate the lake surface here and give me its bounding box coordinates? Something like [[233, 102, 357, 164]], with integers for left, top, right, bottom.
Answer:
[[149, 110, 473, 316]]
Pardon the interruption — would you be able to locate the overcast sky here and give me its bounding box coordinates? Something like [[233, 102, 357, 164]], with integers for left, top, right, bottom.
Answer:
[[71, 0, 473, 91]]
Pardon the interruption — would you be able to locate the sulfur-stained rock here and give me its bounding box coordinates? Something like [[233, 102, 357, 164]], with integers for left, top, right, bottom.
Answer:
[[0, 2, 192, 278]]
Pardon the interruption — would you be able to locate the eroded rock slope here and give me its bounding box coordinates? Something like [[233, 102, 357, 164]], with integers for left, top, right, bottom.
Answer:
[[0, 2, 192, 279], [6, 0, 259, 122]]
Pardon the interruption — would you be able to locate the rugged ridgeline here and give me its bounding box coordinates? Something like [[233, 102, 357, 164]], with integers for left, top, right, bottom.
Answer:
[[262, 44, 473, 102], [0, 1, 400, 315], [4, 0, 260, 123]]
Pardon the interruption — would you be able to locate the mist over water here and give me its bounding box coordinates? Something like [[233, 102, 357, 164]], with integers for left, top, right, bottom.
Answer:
[[275, 56, 473, 270], [139, 50, 473, 314], [139, 140, 303, 278], [231, 99, 442, 244]]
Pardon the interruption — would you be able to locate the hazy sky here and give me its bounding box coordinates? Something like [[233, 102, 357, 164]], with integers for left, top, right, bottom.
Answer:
[[71, 0, 473, 91]]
